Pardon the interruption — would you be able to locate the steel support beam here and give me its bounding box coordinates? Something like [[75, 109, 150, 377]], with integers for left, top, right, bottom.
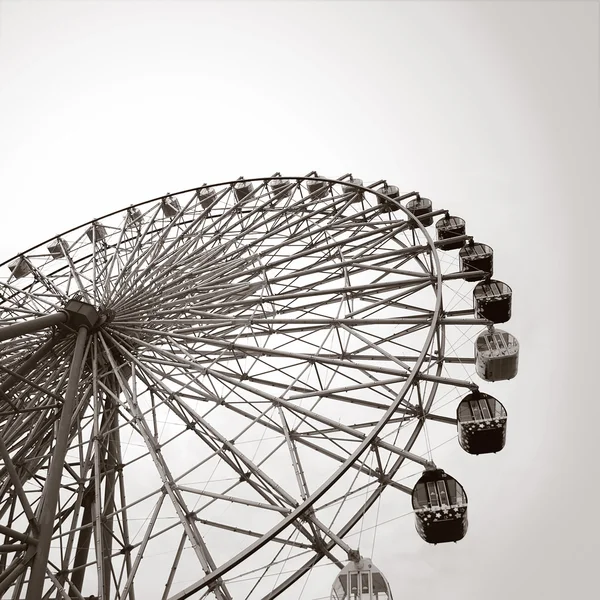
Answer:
[[0, 543, 27, 552], [25, 325, 88, 600], [0, 311, 67, 342], [0, 558, 29, 595], [424, 413, 458, 425], [0, 524, 38, 546], [0, 333, 63, 397], [68, 494, 94, 599], [0, 434, 38, 529]]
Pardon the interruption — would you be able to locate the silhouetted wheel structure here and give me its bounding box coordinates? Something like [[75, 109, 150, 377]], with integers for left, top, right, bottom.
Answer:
[[0, 173, 519, 600]]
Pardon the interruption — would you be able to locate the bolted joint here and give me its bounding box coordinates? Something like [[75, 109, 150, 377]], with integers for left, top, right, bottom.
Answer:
[[347, 548, 361, 563], [378, 472, 392, 485]]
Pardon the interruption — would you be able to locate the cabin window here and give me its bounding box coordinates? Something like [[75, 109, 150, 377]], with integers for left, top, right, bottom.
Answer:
[[446, 479, 466, 505], [455, 483, 466, 505], [490, 281, 502, 296], [445, 478, 456, 501], [427, 481, 439, 507], [437, 479, 449, 505], [469, 401, 483, 421], [480, 281, 501, 297], [479, 332, 513, 356], [332, 574, 347, 600], [463, 244, 491, 259], [493, 402, 505, 419], [479, 399, 492, 419], [494, 332, 506, 349], [468, 398, 493, 420], [362, 573, 370, 595], [414, 484, 429, 508], [372, 573, 390, 599], [350, 573, 358, 598]]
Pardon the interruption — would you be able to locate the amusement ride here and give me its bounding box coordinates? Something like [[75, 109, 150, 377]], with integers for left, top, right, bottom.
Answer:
[[0, 173, 519, 599]]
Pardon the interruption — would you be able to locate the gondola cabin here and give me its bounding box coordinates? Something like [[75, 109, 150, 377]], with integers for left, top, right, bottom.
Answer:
[[269, 179, 293, 200], [307, 179, 329, 199], [342, 178, 364, 200], [234, 181, 254, 202], [8, 257, 32, 279], [161, 197, 181, 218], [406, 196, 434, 228], [475, 328, 519, 381], [457, 391, 507, 454], [435, 215, 466, 250], [459, 241, 493, 281], [48, 239, 69, 259], [86, 222, 108, 243], [412, 468, 468, 544], [125, 206, 143, 228], [197, 186, 217, 210], [331, 558, 393, 600], [377, 185, 400, 212], [473, 279, 512, 323]]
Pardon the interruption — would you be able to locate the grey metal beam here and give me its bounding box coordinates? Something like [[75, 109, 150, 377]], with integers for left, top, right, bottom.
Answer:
[[0, 311, 67, 342], [25, 325, 88, 600]]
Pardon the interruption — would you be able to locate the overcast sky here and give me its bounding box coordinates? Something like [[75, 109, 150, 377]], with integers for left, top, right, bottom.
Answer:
[[0, 1, 598, 599]]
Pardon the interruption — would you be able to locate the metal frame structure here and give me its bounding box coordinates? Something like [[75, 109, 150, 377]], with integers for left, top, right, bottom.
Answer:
[[0, 173, 493, 599]]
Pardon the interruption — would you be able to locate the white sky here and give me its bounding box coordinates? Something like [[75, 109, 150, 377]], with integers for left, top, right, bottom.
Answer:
[[0, 1, 598, 599]]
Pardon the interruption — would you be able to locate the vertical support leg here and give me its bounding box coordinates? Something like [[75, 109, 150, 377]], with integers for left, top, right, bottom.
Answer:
[[25, 326, 89, 600], [68, 492, 94, 598], [101, 384, 118, 600]]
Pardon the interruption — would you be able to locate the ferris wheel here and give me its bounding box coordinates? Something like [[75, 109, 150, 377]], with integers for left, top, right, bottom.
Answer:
[[0, 173, 519, 600]]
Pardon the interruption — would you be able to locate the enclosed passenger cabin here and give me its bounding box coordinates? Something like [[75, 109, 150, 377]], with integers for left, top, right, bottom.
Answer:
[[197, 186, 217, 210], [376, 185, 400, 212], [331, 558, 393, 600], [307, 179, 329, 199], [473, 279, 512, 323], [412, 468, 468, 544], [459, 241, 493, 281], [475, 328, 519, 382], [86, 222, 108, 243], [48, 239, 69, 259], [457, 391, 507, 454], [234, 180, 254, 202], [8, 257, 32, 279], [435, 215, 466, 250], [126, 206, 143, 228], [161, 197, 181, 218], [406, 196, 433, 228], [342, 178, 364, 201], [269, 179, 293, 200]]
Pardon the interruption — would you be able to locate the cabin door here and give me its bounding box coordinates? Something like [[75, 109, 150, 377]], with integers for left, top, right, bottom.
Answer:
[[349, 571, 372, 599]]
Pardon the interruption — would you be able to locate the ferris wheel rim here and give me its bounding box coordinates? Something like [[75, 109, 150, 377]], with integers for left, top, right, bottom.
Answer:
[[1, 175, 432, 269]]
